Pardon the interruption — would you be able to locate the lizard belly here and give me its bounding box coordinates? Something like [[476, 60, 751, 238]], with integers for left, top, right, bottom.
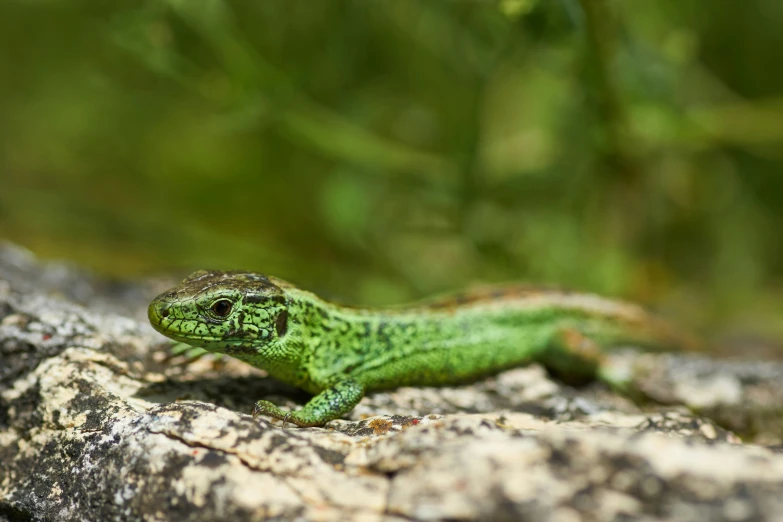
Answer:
[[350, 325, 553, 391]]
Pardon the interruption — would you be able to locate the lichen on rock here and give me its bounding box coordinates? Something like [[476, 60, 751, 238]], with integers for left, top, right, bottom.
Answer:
[[1, 242, 783, 522]]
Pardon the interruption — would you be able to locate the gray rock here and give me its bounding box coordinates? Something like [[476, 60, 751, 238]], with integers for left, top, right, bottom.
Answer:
[[1, 244, 783, 521]]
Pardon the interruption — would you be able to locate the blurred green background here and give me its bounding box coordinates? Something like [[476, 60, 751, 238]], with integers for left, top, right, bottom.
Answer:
[[1, 0, 782, 344]]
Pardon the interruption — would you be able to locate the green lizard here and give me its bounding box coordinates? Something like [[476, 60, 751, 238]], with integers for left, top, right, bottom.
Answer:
[[148, 270, 694, 427]]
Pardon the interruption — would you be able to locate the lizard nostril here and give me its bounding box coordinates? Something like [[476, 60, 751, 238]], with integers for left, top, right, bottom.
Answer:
[[160, 307, 170, 318]]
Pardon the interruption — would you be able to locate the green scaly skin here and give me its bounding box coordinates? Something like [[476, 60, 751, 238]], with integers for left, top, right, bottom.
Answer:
[[148, 270, 694, 427]]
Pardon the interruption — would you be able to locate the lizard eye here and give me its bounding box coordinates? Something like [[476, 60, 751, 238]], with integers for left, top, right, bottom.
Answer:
[[210, 299, 233, 317]]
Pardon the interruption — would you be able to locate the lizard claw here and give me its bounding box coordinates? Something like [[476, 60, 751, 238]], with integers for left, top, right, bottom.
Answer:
[[252, 400, 269, 420]]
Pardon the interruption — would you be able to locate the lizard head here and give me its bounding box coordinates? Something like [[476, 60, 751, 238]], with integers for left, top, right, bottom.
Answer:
[[148, 270, 289, 353]]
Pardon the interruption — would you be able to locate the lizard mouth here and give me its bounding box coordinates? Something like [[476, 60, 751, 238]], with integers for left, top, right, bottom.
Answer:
[[147, 302, 224, 343], [147, 301, 169, 331], [147, 302, 186, 338]]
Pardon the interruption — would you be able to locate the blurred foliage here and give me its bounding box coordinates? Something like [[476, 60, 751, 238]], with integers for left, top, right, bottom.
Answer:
[[1, 0, 783, 341]]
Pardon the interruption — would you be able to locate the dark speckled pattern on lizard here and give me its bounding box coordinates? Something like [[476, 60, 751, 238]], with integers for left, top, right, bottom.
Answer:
[[148, 270, 696, 427]]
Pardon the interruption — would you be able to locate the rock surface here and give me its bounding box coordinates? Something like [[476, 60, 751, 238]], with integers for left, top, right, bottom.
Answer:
[[1, 242, 783, 522]]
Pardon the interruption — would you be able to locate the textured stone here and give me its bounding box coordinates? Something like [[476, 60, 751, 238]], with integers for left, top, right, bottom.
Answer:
[[1, 242, 783, 521]]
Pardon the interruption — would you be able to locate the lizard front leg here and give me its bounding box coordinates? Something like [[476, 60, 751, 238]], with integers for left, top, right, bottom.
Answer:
[[253, 378, 365, 427]]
